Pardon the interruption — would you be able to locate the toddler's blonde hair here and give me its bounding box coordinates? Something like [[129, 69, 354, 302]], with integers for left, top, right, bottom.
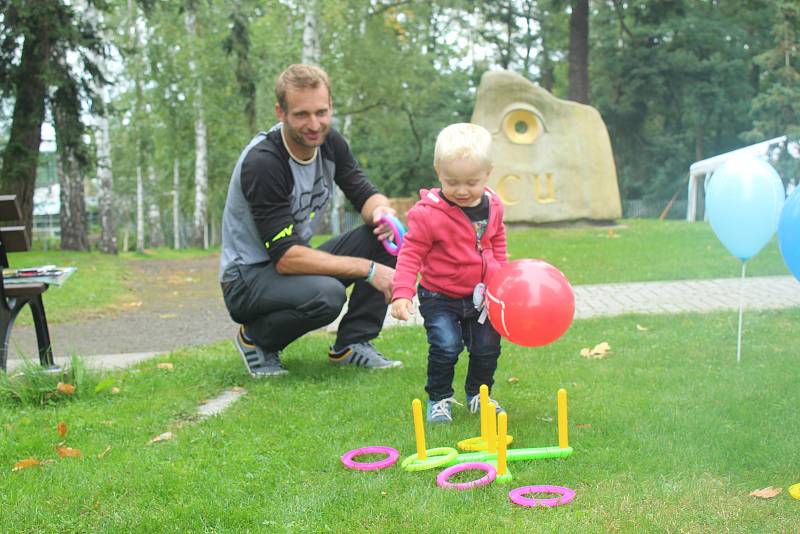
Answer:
[[433, 123, 492, 169]]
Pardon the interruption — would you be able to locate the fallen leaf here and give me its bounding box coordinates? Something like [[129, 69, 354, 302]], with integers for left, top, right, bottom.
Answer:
[[156, 363, 174, 371], [158, 313, 177, 319], [538, 416, 553, 423], [580, 342, 611, 359], [123, 301, 142, 309], [607, 229, 620, 238], [94, 378, 115, 394], [110, 387, 121, 394], [56, 382, 76, 395], [750, 487, 782, 499], [507, 376, 520, 384], [56, 447, 81, 458], [12, 458, 39, 471], [97, 446, 112, 459], [380, 491, 387, 496], [636, 324, 649, 332], [56, 421, 68, 438], [576, 423, 592, 429], [146, 431, 175, 445]]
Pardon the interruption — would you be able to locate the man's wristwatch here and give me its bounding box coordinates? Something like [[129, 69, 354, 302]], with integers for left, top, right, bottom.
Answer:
[[365, 261, 376, 283]]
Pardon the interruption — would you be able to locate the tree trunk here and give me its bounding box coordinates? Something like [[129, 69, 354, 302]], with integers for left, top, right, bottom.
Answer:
[[147, 165, 164, 247], [96, 107, 117, 254], [173, 158, 180, 249], [568, 0, 590, 104], [186, 7, 209, 248], [136, 165, 144, 252], [55, 108, 89, 252], [302, 0, 320, 65], [0, 18, 51, 234]]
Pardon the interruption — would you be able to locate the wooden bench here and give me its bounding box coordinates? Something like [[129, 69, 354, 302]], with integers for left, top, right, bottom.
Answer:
[[0, 195, 55, 371]]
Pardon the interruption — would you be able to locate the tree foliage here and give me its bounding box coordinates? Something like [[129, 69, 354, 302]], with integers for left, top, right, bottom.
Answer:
[[1, 0, 796, 248]]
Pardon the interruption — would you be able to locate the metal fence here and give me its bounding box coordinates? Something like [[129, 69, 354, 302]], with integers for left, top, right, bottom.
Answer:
[[622, 198, 688, 220]]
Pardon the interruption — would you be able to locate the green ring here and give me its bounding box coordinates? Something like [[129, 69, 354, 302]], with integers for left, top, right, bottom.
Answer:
[[401, 447, 458, 472]]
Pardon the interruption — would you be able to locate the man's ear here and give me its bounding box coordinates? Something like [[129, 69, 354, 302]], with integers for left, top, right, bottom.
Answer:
[[274, 102, 284, 121]]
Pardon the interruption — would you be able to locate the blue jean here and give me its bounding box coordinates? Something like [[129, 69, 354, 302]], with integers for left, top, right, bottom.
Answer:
[[417, 285, 501, 401]]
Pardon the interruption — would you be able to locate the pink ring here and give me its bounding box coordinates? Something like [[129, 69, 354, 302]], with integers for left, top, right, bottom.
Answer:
[[340, 446, 400, 471], [508, 485, 576, 507], [436, 462, 497, 490], [380, 215, 404, 256]]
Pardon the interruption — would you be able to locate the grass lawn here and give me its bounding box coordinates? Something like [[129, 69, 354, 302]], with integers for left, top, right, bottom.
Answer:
[[2, 307, 798, 532], [504, 219, 788, 284]]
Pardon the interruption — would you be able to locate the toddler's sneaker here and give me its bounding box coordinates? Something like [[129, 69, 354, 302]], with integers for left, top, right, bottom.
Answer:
[[466, 393, 505, 415], [328, 341, 403, 369], [235, 327, 288, 378], [427, 397, 462, 423]]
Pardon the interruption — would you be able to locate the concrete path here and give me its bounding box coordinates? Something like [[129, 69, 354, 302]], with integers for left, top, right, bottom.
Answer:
[[330, 275, 800, 332], [6, 267, 800, 372]]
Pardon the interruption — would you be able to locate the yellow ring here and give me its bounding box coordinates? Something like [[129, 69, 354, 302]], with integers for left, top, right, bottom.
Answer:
[[789, 483, 800, 500], [502, 110, 541, 144], [401, 447, 458, 472], [457, 435, 514, 452]]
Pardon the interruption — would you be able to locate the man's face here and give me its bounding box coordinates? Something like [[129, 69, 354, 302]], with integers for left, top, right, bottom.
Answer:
[[275, 85, 332, 153], [436, 156, 492, 208]]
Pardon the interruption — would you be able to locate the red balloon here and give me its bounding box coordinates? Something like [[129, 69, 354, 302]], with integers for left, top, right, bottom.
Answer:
[[486, 260, 574, 347]]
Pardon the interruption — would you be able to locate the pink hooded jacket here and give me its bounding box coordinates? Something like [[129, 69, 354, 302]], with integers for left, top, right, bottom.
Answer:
[[391, 187, 508, 301]]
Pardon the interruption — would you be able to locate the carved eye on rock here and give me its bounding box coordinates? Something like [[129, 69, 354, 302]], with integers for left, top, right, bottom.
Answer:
[[502, 107, 544, 145]]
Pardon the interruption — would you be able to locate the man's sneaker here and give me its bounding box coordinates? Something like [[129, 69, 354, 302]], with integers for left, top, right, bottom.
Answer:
[[235, 327, 288, 378], [427, 397, 462, 423], [328, 341, 403, 369], [467, 393, 505, 414]]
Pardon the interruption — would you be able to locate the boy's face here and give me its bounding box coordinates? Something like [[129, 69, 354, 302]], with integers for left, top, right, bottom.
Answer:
[[436, 156, 492, 208]]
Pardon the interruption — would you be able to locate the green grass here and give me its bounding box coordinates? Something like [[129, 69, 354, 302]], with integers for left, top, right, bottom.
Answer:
[[505, 219, 788, 284], [2, 308, 798, 532], [6, 250, 132, 324]]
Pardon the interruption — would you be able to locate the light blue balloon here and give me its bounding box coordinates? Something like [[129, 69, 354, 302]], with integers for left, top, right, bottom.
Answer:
[[778, 187, 800, 281], [705, 156, 785, 261]]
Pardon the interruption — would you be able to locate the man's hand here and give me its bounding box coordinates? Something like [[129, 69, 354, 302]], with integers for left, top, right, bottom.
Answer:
[[371, 205, 397, 242], [390, 297, 415, 321], [367, 262, 395, 303]]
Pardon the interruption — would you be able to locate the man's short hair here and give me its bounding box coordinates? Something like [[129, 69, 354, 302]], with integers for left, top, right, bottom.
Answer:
[[434, 123, 493, 169], [275, 64, 331, 111]]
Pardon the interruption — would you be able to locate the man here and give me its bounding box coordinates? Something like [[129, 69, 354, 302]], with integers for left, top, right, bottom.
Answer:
[[219, 64, 402, 377]]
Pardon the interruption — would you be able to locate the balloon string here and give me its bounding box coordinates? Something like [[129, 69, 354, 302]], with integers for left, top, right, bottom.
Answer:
[[736, 261, 747, 363]]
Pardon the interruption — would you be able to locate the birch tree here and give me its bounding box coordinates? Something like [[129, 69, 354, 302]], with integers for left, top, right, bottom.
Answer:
[[185, 1, 209, 248], [96, 86, 118, 254]]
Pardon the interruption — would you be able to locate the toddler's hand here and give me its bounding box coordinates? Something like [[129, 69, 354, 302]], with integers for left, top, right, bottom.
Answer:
[[390, 298, 415, 321]]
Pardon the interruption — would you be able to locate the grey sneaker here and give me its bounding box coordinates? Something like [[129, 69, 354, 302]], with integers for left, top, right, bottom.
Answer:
[[328, 341, 403, 369], [467, 394, 505, 414], [235, 327, 288, 378], [427, 397, 462, 423]]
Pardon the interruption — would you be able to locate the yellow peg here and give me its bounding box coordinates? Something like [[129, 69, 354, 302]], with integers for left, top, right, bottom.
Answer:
[[479, 384, 489, 442], [557, 388, 568, 449], [487, 402, 497, 454], [412, 399, 427, 460], [497, 411, 508, 475]]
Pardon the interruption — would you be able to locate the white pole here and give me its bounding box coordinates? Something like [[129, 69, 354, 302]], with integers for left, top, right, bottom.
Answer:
[[736, 261, 747, 363]]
